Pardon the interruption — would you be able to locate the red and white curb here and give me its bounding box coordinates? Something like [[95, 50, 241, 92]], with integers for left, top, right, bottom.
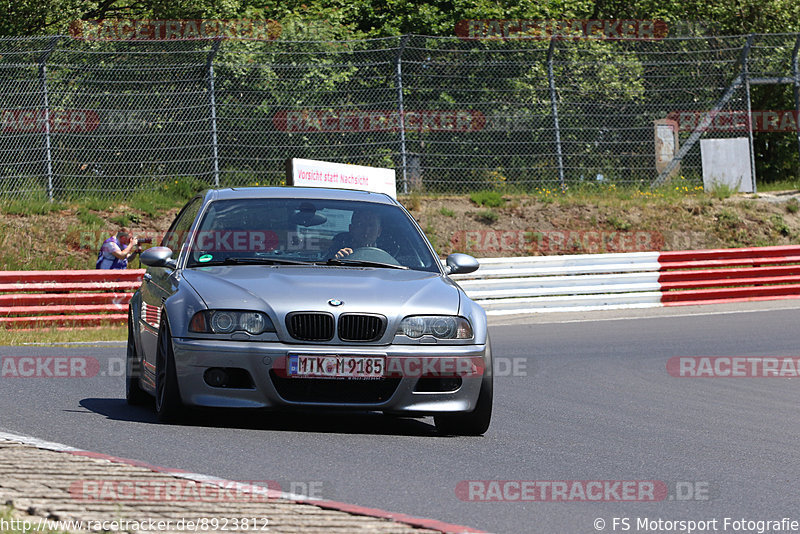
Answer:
[[0, 430, 485, 534]]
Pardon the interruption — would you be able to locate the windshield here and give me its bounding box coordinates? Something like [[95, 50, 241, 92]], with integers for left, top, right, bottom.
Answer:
[[185, 198, 440, 272]]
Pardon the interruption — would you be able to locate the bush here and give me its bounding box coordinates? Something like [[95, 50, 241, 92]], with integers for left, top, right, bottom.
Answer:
[[476, 209, 499, 223], [77, 207, 104, 227], [470, 190, 505, 207]]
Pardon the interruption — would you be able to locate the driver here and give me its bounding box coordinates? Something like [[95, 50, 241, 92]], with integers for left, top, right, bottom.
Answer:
[[329, 209, 382, 259]]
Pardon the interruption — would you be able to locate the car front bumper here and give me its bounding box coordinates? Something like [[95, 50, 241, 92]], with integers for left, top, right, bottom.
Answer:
[[171, 338, 488, 414]]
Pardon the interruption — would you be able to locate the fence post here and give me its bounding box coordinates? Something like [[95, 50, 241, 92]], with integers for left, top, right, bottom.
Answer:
[[743, 35, 757, 192], [206, 39, 222, 188], [547, 37, 565, 190], [395, 35, 410, 194], [793, 35, 800, 171], [39, 36, 60, 201]]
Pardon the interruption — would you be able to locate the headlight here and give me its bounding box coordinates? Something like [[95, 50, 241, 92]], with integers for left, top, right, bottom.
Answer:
[[189, 310, 275, 335], [397, 316, 473, 340]]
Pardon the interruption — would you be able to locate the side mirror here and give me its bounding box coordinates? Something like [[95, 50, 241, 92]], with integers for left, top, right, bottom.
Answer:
[[445, 253, 480, 275], [140, 246, 177, 269]]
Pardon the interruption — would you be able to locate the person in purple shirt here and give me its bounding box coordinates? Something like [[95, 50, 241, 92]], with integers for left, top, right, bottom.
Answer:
[[96, 228, 139, 269]]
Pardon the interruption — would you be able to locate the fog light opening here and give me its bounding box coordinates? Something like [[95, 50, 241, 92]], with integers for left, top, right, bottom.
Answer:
[[414, 377, 463, 393], [204, 368, 229, 388]]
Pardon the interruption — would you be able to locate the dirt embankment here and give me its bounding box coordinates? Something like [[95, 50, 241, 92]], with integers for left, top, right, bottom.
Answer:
[[403, 191, 800, 257]]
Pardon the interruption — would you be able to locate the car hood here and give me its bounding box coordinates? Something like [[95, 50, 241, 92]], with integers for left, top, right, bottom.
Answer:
[[182, 265, 461, 318]]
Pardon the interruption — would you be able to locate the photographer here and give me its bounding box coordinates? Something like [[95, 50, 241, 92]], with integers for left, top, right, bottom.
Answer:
[[96, 228, 139, 270]]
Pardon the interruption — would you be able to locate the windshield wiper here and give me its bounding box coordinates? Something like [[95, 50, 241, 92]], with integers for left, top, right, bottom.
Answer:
[[198, 257, 313, 266], [322, 258, 408, 270]]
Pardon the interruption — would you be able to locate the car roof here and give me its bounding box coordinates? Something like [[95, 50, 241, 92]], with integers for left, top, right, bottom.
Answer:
[[205, 186, 399, 205]]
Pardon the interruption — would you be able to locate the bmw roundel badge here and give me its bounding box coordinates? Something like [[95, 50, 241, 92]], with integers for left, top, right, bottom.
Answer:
[[328, 299, 343, 307]]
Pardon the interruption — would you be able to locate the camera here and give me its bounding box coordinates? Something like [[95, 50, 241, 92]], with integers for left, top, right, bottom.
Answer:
[[133, 236, 153, 255]]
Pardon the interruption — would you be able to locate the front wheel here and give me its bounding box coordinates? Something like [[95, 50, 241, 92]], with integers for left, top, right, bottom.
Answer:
[[126, 310, 150, 406], [434, 339, 493, 436], [155, 315, 185, 422]]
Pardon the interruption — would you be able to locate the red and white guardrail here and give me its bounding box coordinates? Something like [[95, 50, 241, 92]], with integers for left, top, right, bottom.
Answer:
[[453, 245, 800, 315], [0, 269, 144, 328], [1, 245, 799, 326]]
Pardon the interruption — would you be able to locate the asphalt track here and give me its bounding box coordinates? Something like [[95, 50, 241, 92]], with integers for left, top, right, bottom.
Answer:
[[2, 302, 800, 533]]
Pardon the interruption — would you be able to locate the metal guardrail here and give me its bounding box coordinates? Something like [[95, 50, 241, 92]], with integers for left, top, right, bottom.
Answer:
[[2, 245, 800, 327], [0, 269, 143, 328], [658, 246, 800, 306], [453, 246, 800, 315], [453, 253, 663, 314]]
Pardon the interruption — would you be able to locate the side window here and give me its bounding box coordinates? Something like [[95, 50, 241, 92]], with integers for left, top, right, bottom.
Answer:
[[161, 197, 202, 254]]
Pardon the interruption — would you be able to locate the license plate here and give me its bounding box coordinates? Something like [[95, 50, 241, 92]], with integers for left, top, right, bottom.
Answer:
[[288, 354, 385, 379]]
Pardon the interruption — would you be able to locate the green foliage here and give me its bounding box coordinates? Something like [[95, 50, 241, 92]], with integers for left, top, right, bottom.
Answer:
[[5, 0, 798, 40], [119, 178, 204, 219], [403, 191, 423, 211], [130, 193, 171, 218], [158, 176, 209, 201], [2, 1, 800, 205], [710, 182, 736, 200], [770, 214, 791, 236], [0, 325, 127, 344], [607, 215, 632, 231], [469, 190, 505, 207], [439, 206, 455, 217], [758, 179, 800, 192], [77, 207, 104, 227], [110, 214, 130, 226], [110, 212, 141, 226], [0, 197, 65, 215], [476, 209, 499, 223], [81, 196, 113, 212], [751, 85, 800, 184], [424, 222, 438, 253], [716, 209, 740, 228], [786, 198, 800, 214]]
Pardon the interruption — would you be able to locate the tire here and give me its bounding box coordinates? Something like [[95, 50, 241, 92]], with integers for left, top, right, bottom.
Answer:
[[434, 338, 493, 436], [126, 310, 150, 406], [155, 314, 185, 422]]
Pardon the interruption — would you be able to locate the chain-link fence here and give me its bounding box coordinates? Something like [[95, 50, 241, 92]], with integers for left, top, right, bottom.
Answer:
[[0, 34, 799, 198]]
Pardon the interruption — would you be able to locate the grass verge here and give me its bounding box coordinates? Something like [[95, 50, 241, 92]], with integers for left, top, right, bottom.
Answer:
[[0, 325, 127, 346]]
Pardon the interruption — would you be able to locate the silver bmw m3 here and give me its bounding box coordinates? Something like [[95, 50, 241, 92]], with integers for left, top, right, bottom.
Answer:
[[126, 186, 492, 435]]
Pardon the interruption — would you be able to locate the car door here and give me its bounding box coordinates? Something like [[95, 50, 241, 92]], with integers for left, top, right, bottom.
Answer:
[[138, 196, 203, 388]]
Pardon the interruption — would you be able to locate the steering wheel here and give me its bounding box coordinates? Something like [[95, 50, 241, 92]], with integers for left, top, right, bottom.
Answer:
[[346, 247, 401, 265]]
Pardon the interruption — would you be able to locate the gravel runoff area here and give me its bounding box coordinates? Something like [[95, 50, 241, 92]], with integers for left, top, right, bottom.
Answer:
[[0, 434, 475, 534]]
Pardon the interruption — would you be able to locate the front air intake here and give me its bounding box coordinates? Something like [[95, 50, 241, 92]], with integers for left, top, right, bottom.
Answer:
[[338, 313, 386, 342], [286, 312, 335, 341]]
